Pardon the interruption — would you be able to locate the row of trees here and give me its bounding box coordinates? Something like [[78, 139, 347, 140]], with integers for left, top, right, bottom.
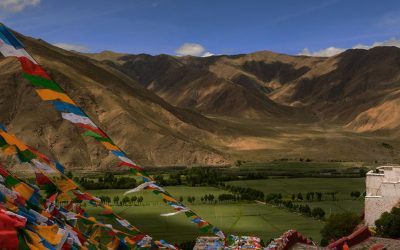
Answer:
[[222, 184, 265, 201], [74, 173, 137, 190], [265, 193, 326, 219], [68, 168, 368, 191], [98, 195, 144, 206], [290, 192, 323, 202], [288, 190, 362, 202]]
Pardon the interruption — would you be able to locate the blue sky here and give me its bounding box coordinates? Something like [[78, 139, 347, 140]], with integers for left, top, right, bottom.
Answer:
[[1, 0, 400, 56]]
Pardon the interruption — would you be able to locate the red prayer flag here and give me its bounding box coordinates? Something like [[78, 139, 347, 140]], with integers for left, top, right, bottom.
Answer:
[[117, 162, 143, 171], [76, 123, 108, 137], [18, 57, 50, 79], [0, 210, 26, 249]]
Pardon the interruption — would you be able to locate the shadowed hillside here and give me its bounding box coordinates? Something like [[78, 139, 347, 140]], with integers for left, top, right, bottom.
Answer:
[[0, 34, 230, 171], [87, 47, 400, 133], [0, 29, 399, 171], [83, 47, 400, 164]]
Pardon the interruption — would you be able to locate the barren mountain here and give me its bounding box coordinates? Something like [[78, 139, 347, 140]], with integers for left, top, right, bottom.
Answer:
[[0, 34, 229, 171], [86, 52, 310, 119], [88, 47, 400, 132], [84, 47, 400, 164], [272, 47, 400, 125], [1, 29, 400, 170]]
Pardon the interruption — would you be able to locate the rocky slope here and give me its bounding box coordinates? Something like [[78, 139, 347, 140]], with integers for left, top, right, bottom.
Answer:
[[2, 29, 400, 170], [87, 47, 400, 133], [0, 34, 229, 171]]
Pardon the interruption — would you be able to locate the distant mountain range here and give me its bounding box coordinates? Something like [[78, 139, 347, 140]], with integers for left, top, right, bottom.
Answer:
[[86, 47, 400, 129], [0, 30, 399, 171]]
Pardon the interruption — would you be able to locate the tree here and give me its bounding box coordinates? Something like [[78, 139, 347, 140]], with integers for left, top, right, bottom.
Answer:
[[113, 196, 120, 205], [299, 205, 311, 216], [209, 194, 215, 203], [104, 173, 115, 184], [131, 196, 137, 205], [320, 212, 361, 241], [137, 196, 143, 205], [350, 191, 361, 199], [326, 192, 337, 201], [122, 196, 130, 206], [375, 207, 400, 238], [297, 193, 303, 201], [154, 175, 166, 186], [311, 207, 325, 219], [316, 192, 323, 201]]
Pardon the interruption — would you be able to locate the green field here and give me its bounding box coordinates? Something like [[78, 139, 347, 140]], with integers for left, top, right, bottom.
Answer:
[[226, 178, 365, 195], [84, 177, 365, 243], [87, 186, 324, 243], [91, 186, 229, 204], [226, 178, 365, 199], [226, 178, 365, 213]]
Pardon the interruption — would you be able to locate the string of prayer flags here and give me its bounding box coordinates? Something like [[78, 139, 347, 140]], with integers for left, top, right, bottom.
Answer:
[[0, 23, 225, 239]]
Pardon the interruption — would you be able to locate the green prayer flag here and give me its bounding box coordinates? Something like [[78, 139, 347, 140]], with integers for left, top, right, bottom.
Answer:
[[83, 131, 114, 144], [22, 73, 64, 92], [5, 175, 20, 187], [0, 136, 7, 147], [17, 149, 36, 162], [18, 231, 30, 250], [199, 224, 213, 233]]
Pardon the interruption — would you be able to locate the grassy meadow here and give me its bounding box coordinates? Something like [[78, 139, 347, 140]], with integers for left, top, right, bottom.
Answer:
[[76, 161, 365, 242], [87, 189, 324, 243]]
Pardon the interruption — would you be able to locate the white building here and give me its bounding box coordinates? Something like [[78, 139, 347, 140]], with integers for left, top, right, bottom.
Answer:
[[365, 165, 400, 226]]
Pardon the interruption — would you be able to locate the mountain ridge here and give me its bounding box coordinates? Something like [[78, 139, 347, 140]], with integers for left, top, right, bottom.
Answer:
[[1, 30, 400, 171]]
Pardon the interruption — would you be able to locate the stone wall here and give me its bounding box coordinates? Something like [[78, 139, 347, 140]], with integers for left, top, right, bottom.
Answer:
[[365, 166, 400, 227]]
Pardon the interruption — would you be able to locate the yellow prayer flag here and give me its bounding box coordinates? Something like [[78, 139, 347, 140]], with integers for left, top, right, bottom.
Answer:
[[35, 89, 76, 105], [101, 141, 119, 151], [161, 194, 177, 203], [25, 230, 48, 250], [54, 178, 78, 192], [35, 224, 63, 245], [13, 182, 34, 200], [2, 145, 17, 155], [57, 192, 72, 202], [0, 132, 28, 151]]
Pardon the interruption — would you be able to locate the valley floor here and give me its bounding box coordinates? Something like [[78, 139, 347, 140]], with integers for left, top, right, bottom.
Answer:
[[208, 116, 400, 164], [88, 177, 365, 243]]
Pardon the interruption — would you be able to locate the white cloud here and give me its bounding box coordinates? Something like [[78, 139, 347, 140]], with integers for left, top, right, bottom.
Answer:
[[299, 38, 400, 57], [53, 43, 90, 52], [353, 38, 400, 50], [299, 47, 345, 57], [0, 0, 40, 12], [202, 52, 214, 57], [175, 43, 214, 57]]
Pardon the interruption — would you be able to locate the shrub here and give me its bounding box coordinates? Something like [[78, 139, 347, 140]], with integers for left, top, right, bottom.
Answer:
[[311, 207, 325, 219], [320, 238, 329, 247], [375, 207, 400, 238], [320, 212, 361, 241]]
